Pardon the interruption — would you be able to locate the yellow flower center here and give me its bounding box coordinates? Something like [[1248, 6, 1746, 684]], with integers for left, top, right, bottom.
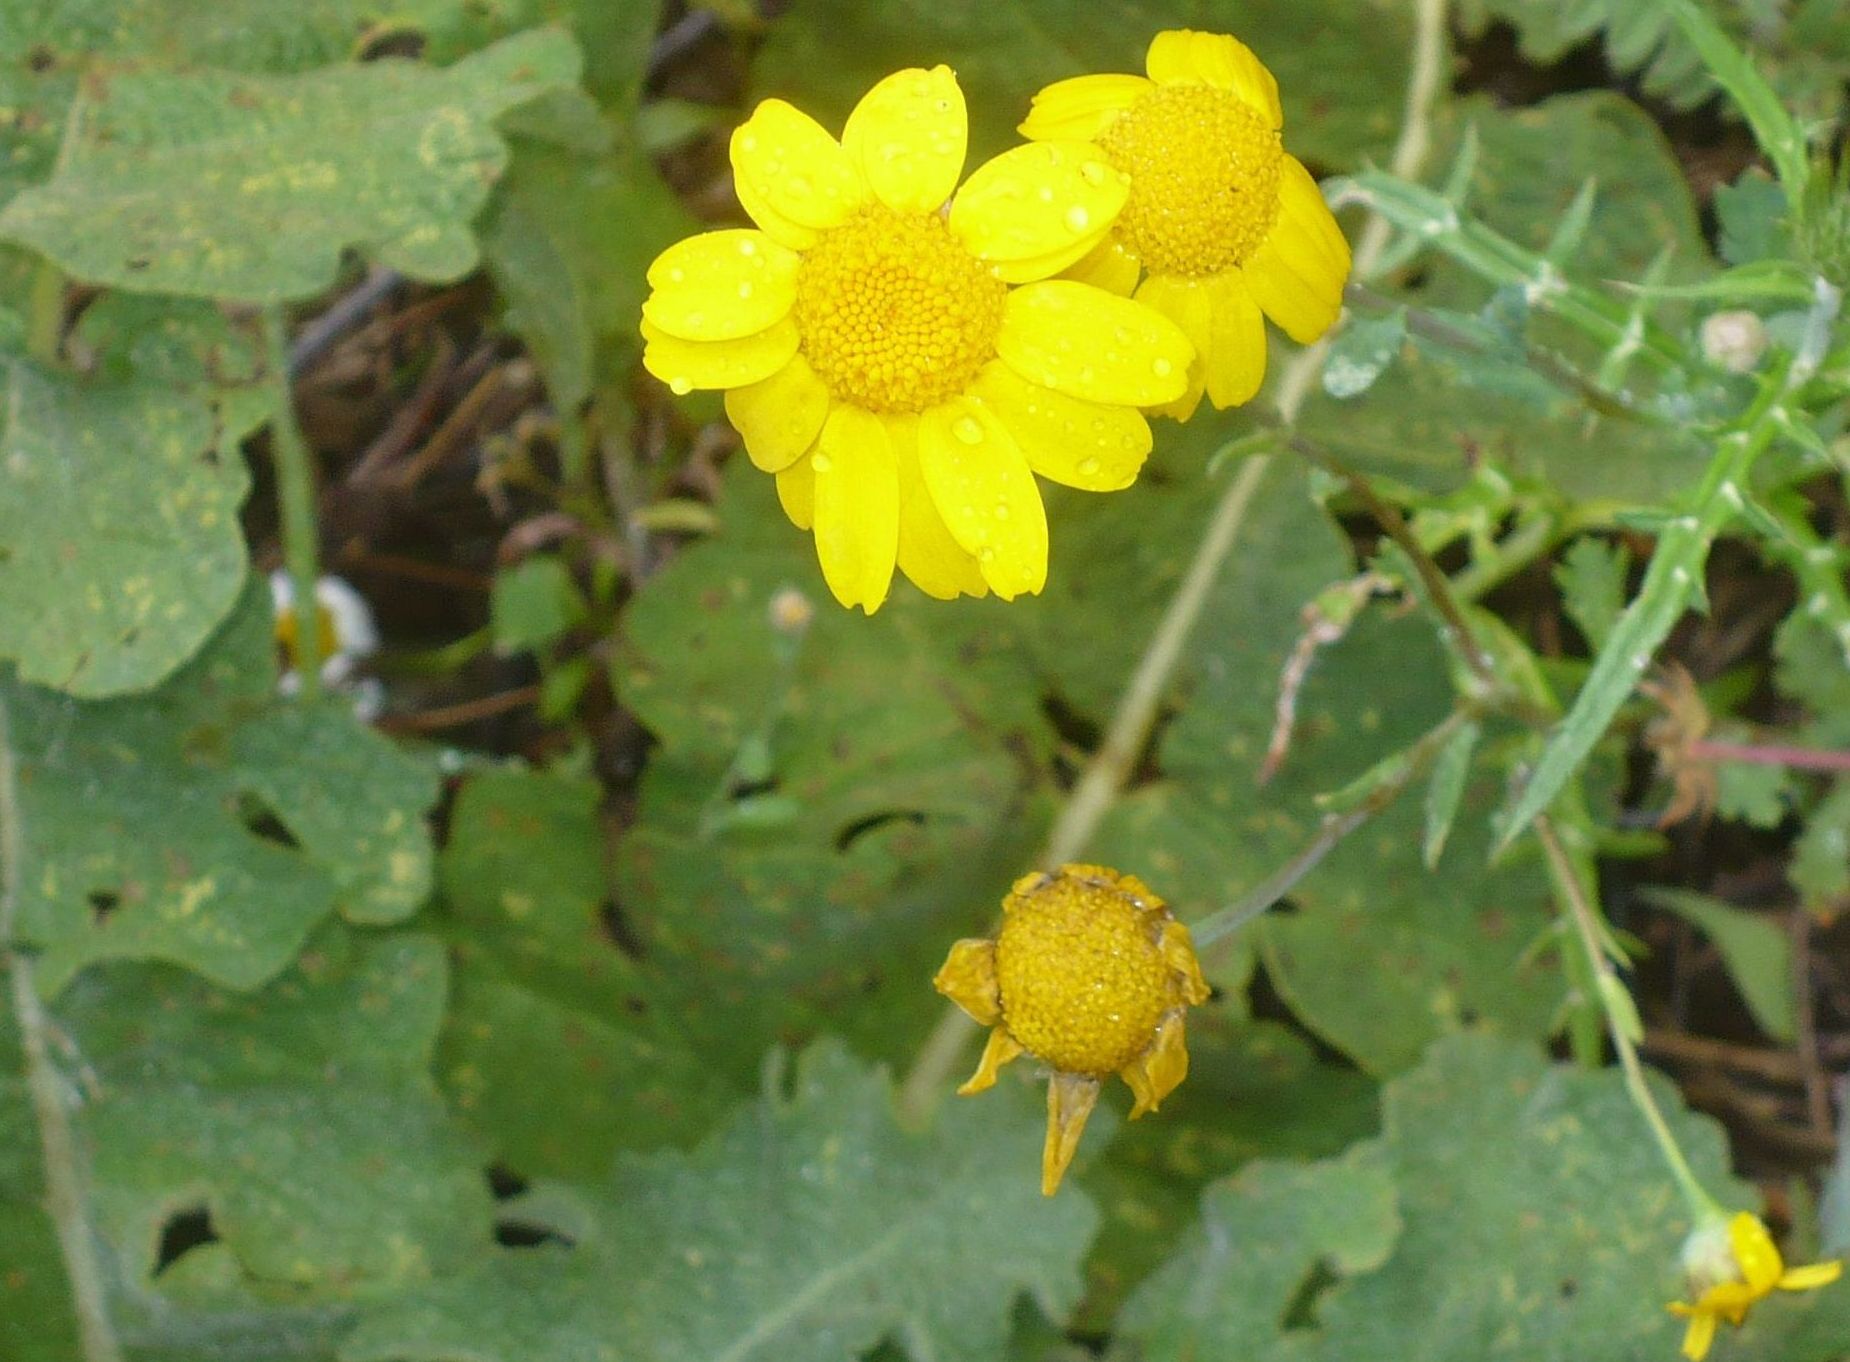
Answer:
[[274, 604, 339, 666], [793, 203, 1006, 414], [1096, 83, 1283, 278], [994, 868, 1171, 1076]]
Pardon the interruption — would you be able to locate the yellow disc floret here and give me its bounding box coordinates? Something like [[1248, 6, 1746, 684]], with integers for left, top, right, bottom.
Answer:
[[792, 203, 1006, 413], [1094, 82, 1282, 278], [994, 867, 1172, 1075]]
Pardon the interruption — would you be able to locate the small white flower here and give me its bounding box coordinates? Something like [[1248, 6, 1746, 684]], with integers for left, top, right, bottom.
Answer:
[[270, 570, 383, 717]]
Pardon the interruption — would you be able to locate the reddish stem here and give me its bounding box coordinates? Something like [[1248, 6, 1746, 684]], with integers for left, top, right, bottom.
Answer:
[[1687, 739, 1850, 773]]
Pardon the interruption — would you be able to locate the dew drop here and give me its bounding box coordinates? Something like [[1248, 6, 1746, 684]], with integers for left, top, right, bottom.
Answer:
[[669, 376, 692, 395], [1079, 161, 1108, 185], [1078, 366, 1096, 385], [811, 452, 834, 472], [668, 267, 686, 283], [880, 142, 905, 163], [738, 282, 754, 299], [738, 239, 758, 257], [789, 175, 813, 198], [1077, 456, 1102, 476], [1152, 357, 1174, 377], [1064, 204, 1091, 232], [953, 416, 984, 444], [687, 311, 707, 328], [1113, 325, 1133, 344], [740, 134, 759, 152], [1037, 184, 1056, 203], [978, 546, 997, 563], [994, 502, 1010, 520]]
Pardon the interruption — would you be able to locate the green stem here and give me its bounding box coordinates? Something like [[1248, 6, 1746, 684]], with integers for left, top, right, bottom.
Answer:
[[1537, 815, 1718, 1219], [264, 306, 324, 700], [0, 695, 126, 1362], [25, 259, 64, 367]]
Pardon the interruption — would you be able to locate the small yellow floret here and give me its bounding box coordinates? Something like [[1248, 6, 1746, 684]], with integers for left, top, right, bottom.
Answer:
[[1094, 82, 1282, 278], [792, 203, 1006, 414], [994, 868, 1172, 1075]]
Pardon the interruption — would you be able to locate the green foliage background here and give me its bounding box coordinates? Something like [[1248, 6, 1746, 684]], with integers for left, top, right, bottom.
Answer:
[[1, 1, 1849, 1360]]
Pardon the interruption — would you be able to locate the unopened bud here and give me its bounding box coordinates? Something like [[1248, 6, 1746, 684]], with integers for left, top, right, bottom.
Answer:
[[1700, 310, 1768, 374]]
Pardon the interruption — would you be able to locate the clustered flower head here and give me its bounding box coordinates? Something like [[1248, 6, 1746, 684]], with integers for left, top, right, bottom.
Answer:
[[639, 29, 1350, 613], [933, 864, 1210, 1195], [1668, 1211, 1841, 1359]]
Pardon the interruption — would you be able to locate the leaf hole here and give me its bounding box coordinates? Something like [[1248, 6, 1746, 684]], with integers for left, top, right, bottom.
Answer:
[[834, 809, 926, 853], [494, 1217, 574, 1250], [486, 1164, 528, 1201], [25, 45, 56, 73], [154, 1206, 218, 1275], [1279, 1258, 1340, 1330], [234, 793, 301, 850], [1559, 1277, 1579, 1300], [87, 890, 121, 926]]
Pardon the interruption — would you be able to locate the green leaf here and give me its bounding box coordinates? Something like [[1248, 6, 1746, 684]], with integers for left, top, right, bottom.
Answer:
[[1640, 887, 1796, 1042], [1322, 308, 1407, 400], [1712, 757, 1796, 829], [1127, 1034, 1761, 1362], [1715, 170, 1791, 266], [0, 1005, 80, 1362], [56, 927, 493, 1295], [0, 343, 250, 696], [1421, 718, 1479, 869], [1652, 0, 1811, 195], [1792, 783, 1850, 913], [1118, 1145, 1400, 1357], [489, 555, 586, 655], [1555, 537, 1633, 652], [0, 31, 579, 302], [340, 1041, 1099, 1362], [435, 766, 742, 1177], [754, 0, 1414, 169], [4, 581, 437, 995]]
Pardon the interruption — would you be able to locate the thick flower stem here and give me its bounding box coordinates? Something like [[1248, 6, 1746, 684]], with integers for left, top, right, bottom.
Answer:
[[1537, 814, 1718, 1220], [264, 305, 325, 700], [0, 695, 126, 1362]]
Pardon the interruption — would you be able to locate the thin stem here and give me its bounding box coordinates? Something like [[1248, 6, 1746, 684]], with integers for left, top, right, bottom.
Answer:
[[264, 306, 324, 700], [1685, 738, 1850, 773], [0, 695, 125, 1362], [26, 259, 64, 367], [1194, 707, 1472, 948], [1536, 815, 1716, 1219]]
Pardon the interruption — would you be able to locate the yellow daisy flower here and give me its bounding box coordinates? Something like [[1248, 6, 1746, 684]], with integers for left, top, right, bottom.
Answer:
[[933, 863, 1211, 1196], [1020, 29, 1352, 419], [1668, 1211, 1841, 1359], [640, 67, 1195, 612]]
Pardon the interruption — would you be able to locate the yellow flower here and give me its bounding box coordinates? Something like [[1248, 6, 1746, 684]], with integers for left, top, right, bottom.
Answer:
[[1021, 29, 1352, 419], [640, 67, 1195, 613], [1668, 1211, 1841, 1359], [933, 863, 1210, 1195]]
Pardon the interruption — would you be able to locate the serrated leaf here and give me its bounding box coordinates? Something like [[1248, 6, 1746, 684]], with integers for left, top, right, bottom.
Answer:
[[0, 344, 250, 696], [1118, 1145, 1400, 1356], [489, 555, 585, 655], [435, 766, 741, 1177], [754, 0, 1412, 169], [0, 31, 579, 302], [1715, 170, 1791, 266], [1125, 1034, 1771, 1361], [55, 928, 493, 1295], [1713, 757, 1796, 829], [4, 581, 437, 995], [1555, 536, 1633, 651], [340, 1041, 1099, 1362], [1792, 783, 1850, 913], [1639, 888, 1796, 1041]]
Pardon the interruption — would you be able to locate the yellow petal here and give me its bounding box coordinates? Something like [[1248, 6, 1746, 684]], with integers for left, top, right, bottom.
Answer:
[[891, 415, 987, 600], [1042, 1072, 1100, 1196], [968, 361, 1149, 491], [1205, 270, 1268, 408], [1679, 1308, 1718, 1361], [950, 140, 1128, 283], [1119, 1010, 1190, 1118], [996, 280, 1193, 406], [842, 65, 966, 215], [932, 938, 1002, 1026], [642, 230, 800, 342], [640, 316, 799, 394], [1159, 920, 1211, 1005], [1245, 161, 1348, 345], [1144, 29, 1282, 127], [811, 405, 898, 613], [1778, 1260, 1843, 1291], [1276, 154, 1353, 282], [1134, 273, 1211, 420], [1019, 72, 1152, 141], [776, 457, 815, 530], [1729, 1213, 1785, 1294], [917, 397, 1048, 600], [730, 98, 865, 244], [725, 355, 830, 472], [1064, 235, 1142, 296], [958, 1026, 1025, 1095]]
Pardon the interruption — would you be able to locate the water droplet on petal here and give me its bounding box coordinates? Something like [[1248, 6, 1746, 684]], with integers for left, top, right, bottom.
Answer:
[[1078, 366, 1096, 384], [994, 501, 1010, 520], [1152, 357, 1174, 377], [953, 416, 984, 444], [978, 546, 997, 563], [1065, 204, 1090, 232], [738, 282, 754, 299], [1037, 184, 1055, 203], [669, 376, 692, 395], [688, 311, 707, 328], [1080, 161, 1108, 186], [1077, 456, 1102, 476], [1113, 325, 1133, 344], [811, 452, 834, 472], [740, 134, 759, 152], [738, 239, 758, 256], [789, 176, 813, 197], [668, 268, 686, 283]]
